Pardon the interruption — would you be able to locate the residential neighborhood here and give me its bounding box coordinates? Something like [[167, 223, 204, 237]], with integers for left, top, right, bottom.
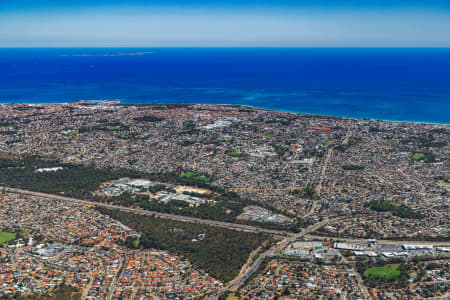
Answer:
[[0, 103, 448, 299]]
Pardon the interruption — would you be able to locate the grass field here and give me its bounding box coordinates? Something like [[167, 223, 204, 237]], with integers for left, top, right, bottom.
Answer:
[[65, 130, 79, 136], [226, 294, 241, 300], [364, 264, 401, 279], [106, 126, 122, 131], [227, 151, 242, 157], [99, 125, 122, 131], [0, 231, 16, 244], [179, 171, 212, 183], [412, 153, 426, 161], [412, 152, 434, 162], [264, 133, 277, 137]]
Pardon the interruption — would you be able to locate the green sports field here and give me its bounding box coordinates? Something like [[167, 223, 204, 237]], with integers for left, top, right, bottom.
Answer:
[[364, 264, 401, 279], [0, 231, 16, 244]]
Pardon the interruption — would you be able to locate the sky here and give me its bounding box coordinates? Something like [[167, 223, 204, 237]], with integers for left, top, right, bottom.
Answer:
[[0, 0, 450, 47]]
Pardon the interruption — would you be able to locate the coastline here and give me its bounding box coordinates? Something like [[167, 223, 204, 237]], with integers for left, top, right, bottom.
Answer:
[[1, 100, 449, 125], [224, 103, 450, 126]]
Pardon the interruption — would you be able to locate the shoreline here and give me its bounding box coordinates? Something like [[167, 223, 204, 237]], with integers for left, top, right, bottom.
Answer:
[[226, 103, 450, 126], [1, 100, 449, 125]]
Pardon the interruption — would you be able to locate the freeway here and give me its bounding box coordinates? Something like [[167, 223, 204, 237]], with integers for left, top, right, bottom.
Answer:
[[305, 234, 450, 246], [211, 217, 342, 299], [3, 186, 450, 248], [3, 185, 450, 299], [0, 186, 289, 236], [212, 217, 450, 299]]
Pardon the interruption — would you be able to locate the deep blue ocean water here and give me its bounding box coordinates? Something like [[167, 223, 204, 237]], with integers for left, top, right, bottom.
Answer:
[[0, 48, 449, 123]]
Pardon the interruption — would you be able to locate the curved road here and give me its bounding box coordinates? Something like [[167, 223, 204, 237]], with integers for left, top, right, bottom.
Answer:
[[210, 217, 342, 299]]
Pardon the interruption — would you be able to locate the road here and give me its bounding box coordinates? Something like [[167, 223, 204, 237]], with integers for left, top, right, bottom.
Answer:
[[305, 148, 333, 218], [107, 258, 125, 300], [305, 234, 450, 246], [211, 217, 342, 298], [3, 185, 450, 299], [340, 250, 371, 299], [212, 214, 450, 299], [0, 186, 288, 236], [81, 273, 94, 300], [4, 186, 450, 248]]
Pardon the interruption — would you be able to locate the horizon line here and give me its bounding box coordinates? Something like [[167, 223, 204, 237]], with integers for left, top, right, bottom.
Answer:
[[1, 46, 450, 49]]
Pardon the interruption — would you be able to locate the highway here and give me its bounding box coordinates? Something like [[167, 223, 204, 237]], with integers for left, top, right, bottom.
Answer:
[[3, 185, 450, 299], [210, 217, 342, 299], [211, 216, 450, 299], [0, 186, 289, 236], [3, 186, 450, 248], [4, 186, 450, 248], [305, 234, 450, 246]]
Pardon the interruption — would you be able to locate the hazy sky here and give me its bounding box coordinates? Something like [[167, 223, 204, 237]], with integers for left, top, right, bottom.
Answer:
[[1, 0, 450, 47]]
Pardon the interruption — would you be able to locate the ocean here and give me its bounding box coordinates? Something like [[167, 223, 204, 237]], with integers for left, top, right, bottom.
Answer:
[[0, 48, 449, 123]]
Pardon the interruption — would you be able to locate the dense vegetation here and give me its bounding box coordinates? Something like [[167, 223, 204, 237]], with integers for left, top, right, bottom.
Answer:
[[367, 200, 423, 219], [335, 137, 359, 152], [363, 263, 412, 286], [403, 136, 446, 147], [97, 125, 123, 131], [237, 216, 304, 233], [64, 130, 79, 136], [179, 171, 212, 184], [226, 151, 243, 157], [356, 258, 420, 288], [0, 122, 14, 127], [93, 191, 247, 223], [293, 186, 317, 199], [0, 155, 301, 229], [133, 115, 165, 122], [342, 164, 364, 170], [430, 128, 450, 135], [412, 152, 435, 163], [0, 155, 214, 198], [439, 176, 450, 186], [97, 207, 270, 282], [271, 143, 290, 157], [93, 188, 301, 232], [0, 283, 81, 300], [0, 155, 140, 198], [182, 120, 196, 130], [0, 158, 18, 168]]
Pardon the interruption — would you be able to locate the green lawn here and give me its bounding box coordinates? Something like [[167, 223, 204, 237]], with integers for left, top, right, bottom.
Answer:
[[264, 133, 277, 137], [105, 126, 122, 131], [364, 264, 401, 279], [412, 153, 426, 161], [227, 151, 242, 157], [179, 171, 212, 183], [412, 152, 435, 162], [226, 294, 241, 300], [98, 125, 122, 131], [66, 130, 79, 136], [0, 231, 16, 244]]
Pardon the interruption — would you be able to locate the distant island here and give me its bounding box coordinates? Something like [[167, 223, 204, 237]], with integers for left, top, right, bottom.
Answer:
[[60, 51, 153, 57]]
